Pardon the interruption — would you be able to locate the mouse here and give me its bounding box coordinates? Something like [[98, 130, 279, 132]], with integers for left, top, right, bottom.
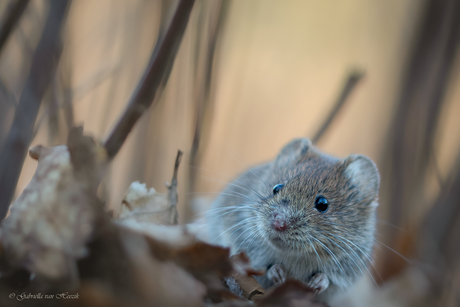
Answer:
[[207, 138, 380, 301]]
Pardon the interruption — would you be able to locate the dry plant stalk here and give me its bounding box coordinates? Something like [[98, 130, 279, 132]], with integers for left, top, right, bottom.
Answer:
[[167, 150, 183, 224], [0, 0, 71, 221], [104, 0, 195, 159]]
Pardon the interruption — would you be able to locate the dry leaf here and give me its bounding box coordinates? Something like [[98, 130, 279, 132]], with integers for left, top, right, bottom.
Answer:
[[117, 221, 198, 247], [256, 279, 328, 307], [224, 253, 265, 301], [118, 224, 248, 303], [118, 150, 181, 225], [206, 301, 253, 307], [119, 228, 206, 307], [76, 222, 207, 307], [69, 282, 127, 307], [230, 252, 264, 276], [118, 182, 172, 224], [0, 127, 106, 283]]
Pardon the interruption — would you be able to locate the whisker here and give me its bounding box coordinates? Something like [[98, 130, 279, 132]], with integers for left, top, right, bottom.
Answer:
[[374, 239, 412, 265], [203, 205, 256, 217], [188, 164, 267, 200], [376, 219, 407, 232], [333, 234, 383, 285], [227, 218, 258, 239], [201, 177, 265, 201], [195, 210, 253, 225], [224, 147, 271, 195], [245, 229, 263, 252], [213, 217, 258, 243], [234, 225, 259, 251], [311, 236, 345, 274], [193, 205, 257, 223], [307, 238, 324, 273], [318, 235, 360, 272], [317, 233, 368, 282], [187, 191, 257, 203]]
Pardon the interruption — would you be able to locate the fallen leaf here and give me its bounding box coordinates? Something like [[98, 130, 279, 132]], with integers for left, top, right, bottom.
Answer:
[[120, 228, 206, 307], [117, 150, 182, 225], [118, 182, 171, 224], [0, 127, 106, 284], [224, 253, 265, 301], [256, 279, 328, 307]]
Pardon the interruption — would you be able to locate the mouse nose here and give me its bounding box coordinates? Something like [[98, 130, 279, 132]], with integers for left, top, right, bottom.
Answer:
[[273, 213, 288, 231]]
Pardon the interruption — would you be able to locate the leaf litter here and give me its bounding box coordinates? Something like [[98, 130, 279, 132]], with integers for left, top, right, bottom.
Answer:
[[0, 128, 325, 307]]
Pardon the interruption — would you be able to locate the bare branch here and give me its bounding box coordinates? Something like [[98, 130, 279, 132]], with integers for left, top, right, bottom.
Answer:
[[103, 0, 195, 159], [311, 70, 364, 144], [0, 0, 71, 221]]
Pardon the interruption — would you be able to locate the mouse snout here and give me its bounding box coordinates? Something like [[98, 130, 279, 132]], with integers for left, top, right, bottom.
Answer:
[[273, 212, 289, 231]]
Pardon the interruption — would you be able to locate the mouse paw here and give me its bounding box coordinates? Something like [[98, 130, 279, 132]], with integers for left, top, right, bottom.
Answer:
[[267, 264, 287, 285], [308, 273, 329, 294]]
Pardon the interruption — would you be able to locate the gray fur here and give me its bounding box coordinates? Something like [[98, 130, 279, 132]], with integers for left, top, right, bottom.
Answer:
[[207, 138, 379, 302]]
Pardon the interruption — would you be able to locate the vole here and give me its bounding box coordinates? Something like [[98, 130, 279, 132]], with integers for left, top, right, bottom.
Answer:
[[207, 138, 380, 301]]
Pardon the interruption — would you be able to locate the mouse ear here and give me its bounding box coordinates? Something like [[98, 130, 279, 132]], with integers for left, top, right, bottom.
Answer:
[[343, 155, 380, 203], [275, 138, 312, 168]]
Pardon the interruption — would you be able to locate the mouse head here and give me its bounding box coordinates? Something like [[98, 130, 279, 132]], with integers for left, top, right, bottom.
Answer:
[[257, 138, 380, 258]]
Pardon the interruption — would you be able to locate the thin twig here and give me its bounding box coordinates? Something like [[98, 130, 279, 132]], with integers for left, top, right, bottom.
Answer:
[[0, 0, 70, 222], [167, 150, 183, 225], [103, 0, 195, 159], [0, 0, 30, 56], [311, 70, 364, 144]]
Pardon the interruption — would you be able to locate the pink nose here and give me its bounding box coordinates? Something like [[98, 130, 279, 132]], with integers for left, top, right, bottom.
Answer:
[[273, 213, 287, 231]]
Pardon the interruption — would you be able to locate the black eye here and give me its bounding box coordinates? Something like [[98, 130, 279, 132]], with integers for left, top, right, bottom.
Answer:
[[272, 184, 284, 195], [315, 196, 328, 212]]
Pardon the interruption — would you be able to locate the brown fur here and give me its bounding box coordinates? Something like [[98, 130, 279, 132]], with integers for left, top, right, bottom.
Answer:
[[207, 138, 380, 301]]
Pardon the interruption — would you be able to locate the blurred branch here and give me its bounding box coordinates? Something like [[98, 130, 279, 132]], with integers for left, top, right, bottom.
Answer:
[[0, 78, 17, 108], [422, 151, 460, 267], [0, 0, 29, 56], [190, 0, 227, 161], [72, 64, 119, 102], [417, 150, 460, 303], [380, 0, 460, 280], [47, 75, 61, 142], [32, 64, 118, 140], [0, 0, 70, 221], [31, 65, 75, 142], [61, 61, 74, 130], [311, 70, 364, 144], [103, 0, 195, 160], [186, 0, 228, 219]]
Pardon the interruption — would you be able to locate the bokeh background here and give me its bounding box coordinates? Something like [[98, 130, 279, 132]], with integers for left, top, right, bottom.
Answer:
[[0, 0, 459, 306]]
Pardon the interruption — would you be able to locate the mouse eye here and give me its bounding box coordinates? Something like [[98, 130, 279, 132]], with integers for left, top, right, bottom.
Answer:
[[315, 196, 328, 212], [272, 184, 284, 195]]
